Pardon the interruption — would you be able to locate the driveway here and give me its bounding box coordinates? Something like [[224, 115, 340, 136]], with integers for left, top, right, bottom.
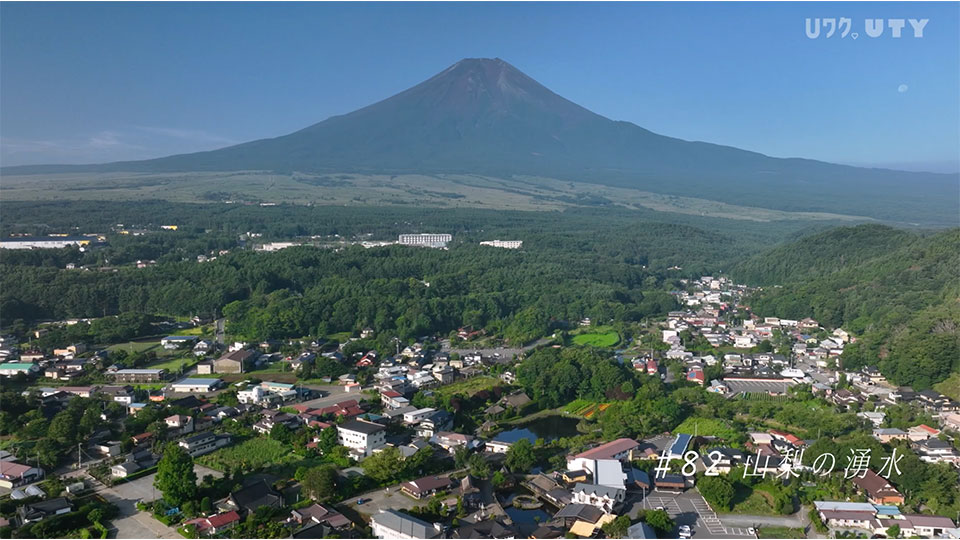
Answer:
[[342, 485, 419, 520], [100, 464, 222, 539]]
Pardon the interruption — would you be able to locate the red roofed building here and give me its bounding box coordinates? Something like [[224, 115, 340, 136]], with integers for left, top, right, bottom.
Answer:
[[317, 400, 364, 418], [646, 359, 658, 375], [567, 438, 640, 485], [185, 511, 241, 535], [769, 430, 805, 447], [0, 461, 44, 488], [687, 369, 705, 385]]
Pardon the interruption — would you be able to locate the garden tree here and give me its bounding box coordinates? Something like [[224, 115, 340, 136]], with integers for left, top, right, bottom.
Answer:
[[467, 453, 490, 479], [362, 446, 405, 484], [87, 508, 104, 525], [505, 438, 536, 473], [270, 423, 293, 444], [886, 524, 900, 538], [182, 500, 198, 518], [48, 409, 78, 445], [453, 446, 470, 469], [643, 509, 675, 536], [317, 426, 339, 454], [302, 465, 338, 501], [200, 497, 212, 516], [697, 475, 735, 511], [491, 470, 508, 489], [601, 515, 631, 538], [406, 445, 435, 476], [214, 389, 239, 407], [154, 443, 198, 506]]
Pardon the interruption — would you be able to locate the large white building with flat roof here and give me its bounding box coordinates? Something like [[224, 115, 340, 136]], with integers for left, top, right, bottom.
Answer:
[[398, 234, 451, 248], [480, 240, 522, 249]]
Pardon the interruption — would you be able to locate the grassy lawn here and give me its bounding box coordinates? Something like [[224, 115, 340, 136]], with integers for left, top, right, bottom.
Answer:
[[129, 383, 168, 392], [107, 341, 161, 354], [674, 417, 741, 441], [197, 438, 294, 472], [325, 332, 353, 343], [720, 486, 778, 516], [571, 328, 620, 348], [758, 527, 806, 538], [145, 356, 196, 373], [176, 326, 209, 336], [434, 375, 500, 399]]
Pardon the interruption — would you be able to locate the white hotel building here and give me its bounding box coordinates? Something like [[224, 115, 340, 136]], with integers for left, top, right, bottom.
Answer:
[[398, 234, 451, 248]]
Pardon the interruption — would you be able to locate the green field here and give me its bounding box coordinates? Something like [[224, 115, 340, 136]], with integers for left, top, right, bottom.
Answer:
[[758, 527, 806, 538], [721, 486, 778, 516], [434, 375, 500, 399], [571, 329, 620, 348], [197, 438, 293, 472], [673, 417, 741, 442], [107, 341, 161, 354], [145, 356, 196, 373]]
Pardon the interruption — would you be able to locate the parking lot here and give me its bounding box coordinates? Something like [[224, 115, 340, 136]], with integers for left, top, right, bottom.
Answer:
[[631, 490, 759, 539], [724, 379, 795, 395]]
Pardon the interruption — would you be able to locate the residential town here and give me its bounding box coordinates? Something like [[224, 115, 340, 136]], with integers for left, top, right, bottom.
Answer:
[[0, 274, 958, 540]]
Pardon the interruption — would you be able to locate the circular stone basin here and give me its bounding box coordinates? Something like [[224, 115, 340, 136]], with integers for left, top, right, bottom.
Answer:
[[511, 495, 542, 510]]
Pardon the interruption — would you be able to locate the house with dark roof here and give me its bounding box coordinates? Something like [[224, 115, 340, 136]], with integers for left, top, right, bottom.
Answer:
[[553, 503, 605, 527], [453, 518, 517, 538], [17, 497, 72, 524], [400, 475, 453, 499], [289, 503, 352, 530], [222, 480, 282, 514], [337, 418, 386, 458], [851, 470, 904, 505]]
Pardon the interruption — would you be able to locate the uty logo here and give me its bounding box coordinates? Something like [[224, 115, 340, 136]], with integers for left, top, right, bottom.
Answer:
[[805, 18, 928, 39]]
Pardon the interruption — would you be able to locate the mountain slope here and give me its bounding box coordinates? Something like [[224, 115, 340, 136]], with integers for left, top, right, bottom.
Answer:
[[4, 58, 957, 224], [735, 225, 960, 389]]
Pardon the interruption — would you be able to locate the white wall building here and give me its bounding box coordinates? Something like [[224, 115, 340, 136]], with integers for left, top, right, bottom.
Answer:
[[337, 419, 386, 457], [398, 234, 451, 248]]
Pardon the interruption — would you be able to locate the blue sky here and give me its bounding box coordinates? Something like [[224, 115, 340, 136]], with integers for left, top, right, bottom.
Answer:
[[2, 2, 958, 172]]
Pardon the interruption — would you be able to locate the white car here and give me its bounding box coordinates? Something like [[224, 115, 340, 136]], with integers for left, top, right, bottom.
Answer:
[[679, 525, 692, 538], [747, 527, 756, 536]]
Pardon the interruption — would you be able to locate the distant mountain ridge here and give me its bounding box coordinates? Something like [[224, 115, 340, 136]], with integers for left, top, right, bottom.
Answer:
[[4, 58, 957, 225]]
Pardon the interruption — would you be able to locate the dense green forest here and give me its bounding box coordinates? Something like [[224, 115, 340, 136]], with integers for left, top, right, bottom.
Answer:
[[3, 202, 762, 341], [734, 225, 960, 389], [1, 200, 822, 338], [2, 202, 957, 390]]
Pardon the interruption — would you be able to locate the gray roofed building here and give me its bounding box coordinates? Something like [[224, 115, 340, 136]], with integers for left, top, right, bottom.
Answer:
[[370, 509, 442, 539], [628, 522, 657, 539], [553, 503, 605, 524]]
